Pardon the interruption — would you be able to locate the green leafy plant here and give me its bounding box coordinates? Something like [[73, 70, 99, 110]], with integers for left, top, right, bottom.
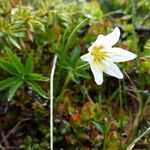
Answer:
[[0, 0, 149, 149], [0, 48, 49, 101], [19, 133, 50, 150]]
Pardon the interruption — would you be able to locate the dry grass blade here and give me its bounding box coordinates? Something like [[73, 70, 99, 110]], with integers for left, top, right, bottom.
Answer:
[[126, 127, 150, 150]]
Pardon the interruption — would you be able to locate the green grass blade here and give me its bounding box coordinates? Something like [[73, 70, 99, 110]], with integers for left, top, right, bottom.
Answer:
[[0, 58, 20, 76], [25, 73, 49, 82], [0, 77, 18, 91], [5, 48, 24, 74], [92, 121, 104, 134], [24, 52, 34, 73], [64, 18, 88, 52], [108, 87, 120, 102], [26, 81, 48, 99], [8, 36, 21, 49], [8, 79, 23, 101]]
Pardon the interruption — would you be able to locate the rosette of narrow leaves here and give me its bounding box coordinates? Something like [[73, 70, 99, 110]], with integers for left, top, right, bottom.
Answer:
[[0, 48, 49, 101], [0, 17, 26, 49]]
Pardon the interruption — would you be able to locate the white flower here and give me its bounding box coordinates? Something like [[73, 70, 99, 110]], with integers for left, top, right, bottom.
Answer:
[[80, 27, 137, 85]]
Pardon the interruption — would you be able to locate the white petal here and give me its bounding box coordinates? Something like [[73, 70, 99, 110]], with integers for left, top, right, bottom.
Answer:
[[105, 27, 120, 47], [101, 60, 123, 79], [88, 35, 110, 53], [80, 53, 93, 62], [90, 62, 103, 85], [89, 27, 120, 49], [88, 35, 105, 52], [107, 48, 137, 62], [95, 35, 106, 45]]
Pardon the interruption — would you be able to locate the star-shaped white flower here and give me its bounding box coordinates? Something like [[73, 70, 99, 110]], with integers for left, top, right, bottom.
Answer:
[[81, 27, 137, 85]]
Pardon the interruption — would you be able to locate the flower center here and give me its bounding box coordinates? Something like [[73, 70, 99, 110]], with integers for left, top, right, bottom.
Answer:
[[90, 45, 107, 63]]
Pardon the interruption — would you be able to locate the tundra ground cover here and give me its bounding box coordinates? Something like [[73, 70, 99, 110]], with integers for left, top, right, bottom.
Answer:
[[0, 0, 149, 149]]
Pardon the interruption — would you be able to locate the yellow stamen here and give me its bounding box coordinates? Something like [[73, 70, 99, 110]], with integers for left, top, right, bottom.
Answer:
[[91, 45, 107, 63]]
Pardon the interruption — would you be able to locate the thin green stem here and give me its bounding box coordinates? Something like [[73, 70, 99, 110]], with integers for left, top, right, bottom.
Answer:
[[124, 71, 143, 144], [131, 0, 139, 56], [76, 63, 89, 70], [131, 0, 136, 29], [64, 18, 88, 52], [119, 80, 123, 149], [103, 136, 106, 150], [124, 71, 143, 118], [59, 62, 89, 99], [60, 70, 72, 96], [62, 28, 68, 48], [58, 19, 89, 98], [59, 62, 89, 97], [103, 123, 107, 150]]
